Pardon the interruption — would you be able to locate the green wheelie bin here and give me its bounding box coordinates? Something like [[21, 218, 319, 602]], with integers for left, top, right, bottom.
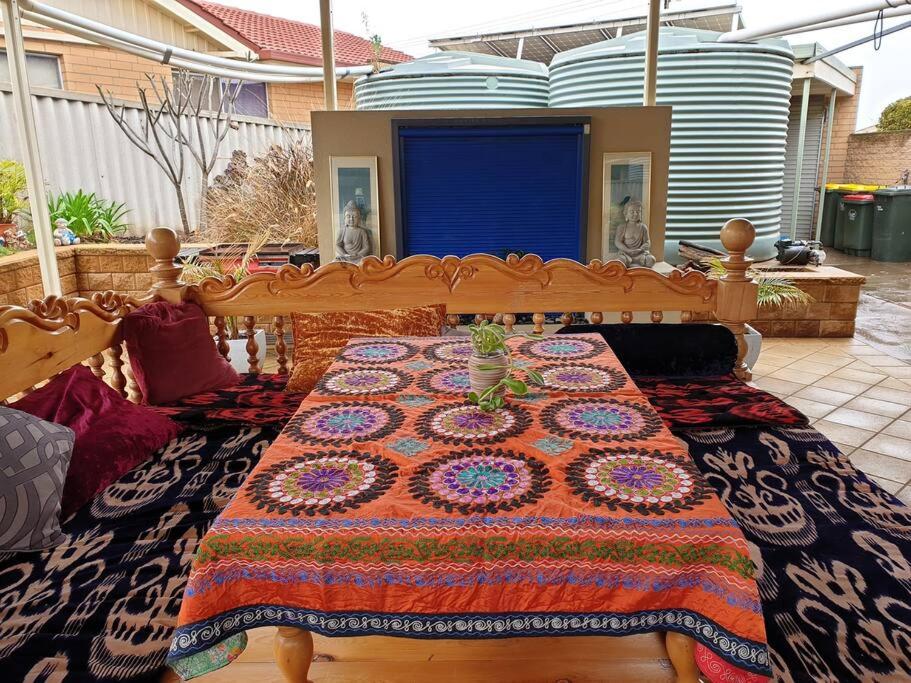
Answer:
[[839, 193, 876, 256], [872, 188, 911, 262], [820, 184, 850, 246]]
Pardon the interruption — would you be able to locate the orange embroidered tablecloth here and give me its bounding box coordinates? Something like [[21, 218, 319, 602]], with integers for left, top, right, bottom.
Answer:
[[168, 334, 769, 677]]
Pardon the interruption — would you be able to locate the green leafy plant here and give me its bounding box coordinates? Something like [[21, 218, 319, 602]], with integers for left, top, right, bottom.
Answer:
[[467, 321, 544, 411], [48, 190, 129, 240], [878, 96, 911, 132], [0, 160, 28, 225], [181, 231, 270, 339], [707, 258, 812, 309]]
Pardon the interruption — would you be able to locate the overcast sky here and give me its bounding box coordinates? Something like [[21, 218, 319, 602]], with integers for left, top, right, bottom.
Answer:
[[217, 0, 909, 129]]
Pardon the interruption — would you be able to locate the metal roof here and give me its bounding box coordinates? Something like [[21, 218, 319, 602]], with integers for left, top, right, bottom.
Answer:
[[428, 3, 743, 64]]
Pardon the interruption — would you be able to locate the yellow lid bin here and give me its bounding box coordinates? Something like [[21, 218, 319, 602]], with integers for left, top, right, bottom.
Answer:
[[827, 183, 887, 192]]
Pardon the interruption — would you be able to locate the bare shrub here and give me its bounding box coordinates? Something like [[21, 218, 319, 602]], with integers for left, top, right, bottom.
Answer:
[[204, 137, 317, 246]]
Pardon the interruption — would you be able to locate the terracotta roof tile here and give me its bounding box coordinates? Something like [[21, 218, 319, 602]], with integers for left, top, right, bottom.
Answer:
[[180, 0, 412, 67]]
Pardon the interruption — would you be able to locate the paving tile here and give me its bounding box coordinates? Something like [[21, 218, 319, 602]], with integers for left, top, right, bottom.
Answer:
[[897, 487, 911, 506], [849, 450, 911, 483], [845, 360, 883, 374], [811, 376, 873, 396], [751, 360, 789, 376], [843, 396, 909, 419], [783, 396, 836, 420], [793, 386, 856, 406], [814, 420, 877, 448], [829, 441, 856, 456], [868, 476, 904, 494], [883, 420, 911, 440], [806, 355, 854, 369], [786, 359, 846, 376], [882, 365, 911, 380], [861, 434, 911, 461], [847, 345, 886, 356], [823, 407, 895, 432], [752, 376, 805, 396], [768, 367, 827, 386], [861, 355, 909, 367], [828, 367, 887, 385], [862, 385, 911, 406]]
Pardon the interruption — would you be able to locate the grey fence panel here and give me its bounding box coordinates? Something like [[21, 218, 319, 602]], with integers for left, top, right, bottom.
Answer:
[[0, 86, 310, 235]]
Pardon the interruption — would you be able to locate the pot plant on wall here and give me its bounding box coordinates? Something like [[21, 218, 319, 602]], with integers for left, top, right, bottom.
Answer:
[[0, 160, 29, 255], [467, 321, 544, 411], [181, 232, 270, 372]]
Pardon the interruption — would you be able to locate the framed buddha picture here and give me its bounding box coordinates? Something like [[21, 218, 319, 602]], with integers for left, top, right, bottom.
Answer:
[[329, 156, 380, 263], [601, 152, 654, 267]]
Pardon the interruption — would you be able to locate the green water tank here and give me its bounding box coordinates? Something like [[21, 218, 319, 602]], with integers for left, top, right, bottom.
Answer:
[[872, 188, 911, 262]]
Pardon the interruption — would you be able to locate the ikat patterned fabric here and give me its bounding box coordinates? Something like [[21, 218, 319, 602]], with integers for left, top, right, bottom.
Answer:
[[0, 407, 74, 551], [168, 334, 770, 679], [285, 304, 447, 394]]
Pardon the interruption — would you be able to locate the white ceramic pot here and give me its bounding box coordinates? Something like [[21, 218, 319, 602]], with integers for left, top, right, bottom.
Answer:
[[216, 329, 267, 373], [468, 352, 509, 395], [743, 323, 762, 370]]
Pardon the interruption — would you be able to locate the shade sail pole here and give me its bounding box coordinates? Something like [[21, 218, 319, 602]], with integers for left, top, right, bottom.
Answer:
[[790, 78, 811, 240], [814, 88, 837, 242], [643, 0, 660, 106], [1, 0, 60, 295], [319, 0, 338, 111]]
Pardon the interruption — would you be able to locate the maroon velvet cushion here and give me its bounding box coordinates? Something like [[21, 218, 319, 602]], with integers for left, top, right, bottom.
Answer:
[[11, 365, 180, 517], [123, 301, 239, 405]]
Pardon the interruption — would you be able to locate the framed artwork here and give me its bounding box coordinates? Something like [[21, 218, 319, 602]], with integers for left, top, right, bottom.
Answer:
[[329, 156, 380, 262], [601, 152, 652, 261]]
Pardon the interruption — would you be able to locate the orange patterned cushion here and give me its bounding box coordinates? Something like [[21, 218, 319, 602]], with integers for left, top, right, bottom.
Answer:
[[286, 305, 447, 393]]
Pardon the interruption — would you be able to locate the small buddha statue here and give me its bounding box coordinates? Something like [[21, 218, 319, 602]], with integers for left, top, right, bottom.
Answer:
[[614, 200, 656, 268], [335, 200, 373, 263]]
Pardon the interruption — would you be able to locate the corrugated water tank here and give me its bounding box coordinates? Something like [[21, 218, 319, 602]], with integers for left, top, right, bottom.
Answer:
[[355, 52, 549, 110], [550, 28, 794, 259]]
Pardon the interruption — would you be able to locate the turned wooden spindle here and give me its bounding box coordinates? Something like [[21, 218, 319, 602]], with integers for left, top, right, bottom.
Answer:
[[274, 627, 314, 683], [87, 352, 105, 380], [107, 342, 127, 398], [665, 632, 700, 683], [561, 312, 573, 327], [144, 227, 184, 302], [502, 312, 516, 333], [681, 311, 693, 323], [716, 218, 758, 381], [621, 311, 633, 324], [446, 313, 460, 331], [244, 316, 260, 374], [532, 312, 545, 335], [214, 316, 230, 361], [122, 361, 141, 403], [651, 310, 663, 323], [591, 311, 604, 324], [474, 314, 485, 325], [274, 315, 288, 374]]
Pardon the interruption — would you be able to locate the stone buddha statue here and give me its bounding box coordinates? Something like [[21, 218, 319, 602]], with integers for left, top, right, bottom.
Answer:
[[335, 200, 373, 263], [614, 200, 656, 268]]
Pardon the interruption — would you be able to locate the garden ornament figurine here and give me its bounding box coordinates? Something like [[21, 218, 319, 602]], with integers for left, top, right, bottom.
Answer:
[[615, 200, 656, 268], [53, 218, 80, 247], [335, 200, 372, 263]]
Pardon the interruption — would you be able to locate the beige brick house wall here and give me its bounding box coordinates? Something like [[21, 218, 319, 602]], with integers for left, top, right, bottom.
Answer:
[[844, 131, 911, 186], [818, 68, 863, 185], [269, 80, 355, 124]]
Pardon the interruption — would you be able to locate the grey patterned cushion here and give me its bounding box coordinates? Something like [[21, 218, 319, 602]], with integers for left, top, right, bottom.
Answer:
[[0, 407, 75, 551]]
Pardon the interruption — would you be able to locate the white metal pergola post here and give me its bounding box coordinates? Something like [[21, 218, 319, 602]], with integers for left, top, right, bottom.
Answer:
[[319, 0, 338, 111], [789, 77, 812, 240], [2, 0, 61, 295], [814, 88, 838, 241], [643, 0, 660, 106]]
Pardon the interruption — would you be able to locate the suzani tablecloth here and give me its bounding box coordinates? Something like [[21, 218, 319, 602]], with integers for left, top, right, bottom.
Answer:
[[168, 334, 769, 678]]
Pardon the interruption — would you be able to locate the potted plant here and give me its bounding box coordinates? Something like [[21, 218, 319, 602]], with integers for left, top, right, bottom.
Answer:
[[708, 259, 812, 368], [467, 321, 544, 411], [181, 232, 270, 372], [0, 160, 28, 242]]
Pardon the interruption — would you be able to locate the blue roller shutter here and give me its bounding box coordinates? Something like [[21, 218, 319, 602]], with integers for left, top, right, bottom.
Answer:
[[397, 124, 587, 260]]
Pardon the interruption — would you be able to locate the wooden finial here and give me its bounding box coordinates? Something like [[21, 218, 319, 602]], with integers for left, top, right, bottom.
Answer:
[[719, 218, 755, 280], [144, 227, 183, 296], [715, 219, 758, 381]]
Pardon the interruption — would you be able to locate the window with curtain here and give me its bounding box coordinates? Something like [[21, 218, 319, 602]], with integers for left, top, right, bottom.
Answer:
[[171, 71, 269, 118], [0, 50, 62, 89]]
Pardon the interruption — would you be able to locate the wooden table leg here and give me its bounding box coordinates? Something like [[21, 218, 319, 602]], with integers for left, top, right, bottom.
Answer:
[[665, 631, 700, 683], [274, 626, 314, 683]]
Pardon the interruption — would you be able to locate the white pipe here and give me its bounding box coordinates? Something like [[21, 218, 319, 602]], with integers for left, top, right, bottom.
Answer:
[[22, 10, 322, 83], [20, 0, 373, 79], [770, 4, 911, 38], [718, 0, 911, 42], [1, 0, 60, 295], [643, 0, 660, 106]]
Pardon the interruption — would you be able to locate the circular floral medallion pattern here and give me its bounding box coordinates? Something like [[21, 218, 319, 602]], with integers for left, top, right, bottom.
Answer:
[[539, 363, 627, 392], [315, 368, 412, 396], [416, 403, 531, 445], [285, 402, 404, 446], [519, 337, 602, 361], [340, 341, 418, 364], [566, 447, 710, 515], [417, 367, 472, 395], [409, 447, 550, 515], [423, 341, 475, 365], [540, 397, 663, 443], [248, 451, 397, 516]]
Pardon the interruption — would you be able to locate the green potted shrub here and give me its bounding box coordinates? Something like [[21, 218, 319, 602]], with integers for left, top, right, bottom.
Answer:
[[48, 190, 129, 241], [467, 321, 543, 411], [0, 160, 28, 240]]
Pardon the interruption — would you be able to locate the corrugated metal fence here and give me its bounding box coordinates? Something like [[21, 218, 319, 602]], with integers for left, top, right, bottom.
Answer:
[[0, 85, 311, 235]]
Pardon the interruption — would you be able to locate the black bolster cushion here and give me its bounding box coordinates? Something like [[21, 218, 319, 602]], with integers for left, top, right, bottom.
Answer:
[[555, 323, 738, 378]]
